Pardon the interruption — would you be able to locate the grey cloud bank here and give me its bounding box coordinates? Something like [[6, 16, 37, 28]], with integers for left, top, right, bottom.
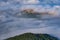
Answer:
[[0, 0, 60, 40], [0, 14, 60, 40]]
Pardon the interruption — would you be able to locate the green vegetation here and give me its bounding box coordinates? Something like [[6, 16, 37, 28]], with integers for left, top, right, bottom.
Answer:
[[5, 33, 58, 40]]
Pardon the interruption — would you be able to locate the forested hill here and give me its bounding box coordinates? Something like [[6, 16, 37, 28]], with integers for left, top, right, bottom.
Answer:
[[5, 33, 58, 40]]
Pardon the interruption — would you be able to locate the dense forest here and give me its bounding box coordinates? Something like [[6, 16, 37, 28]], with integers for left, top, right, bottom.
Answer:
[[5, 33, 58, 40]]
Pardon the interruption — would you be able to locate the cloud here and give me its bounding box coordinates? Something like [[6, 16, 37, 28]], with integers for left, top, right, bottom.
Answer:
[[0, 0, 60, 12], [0, 2, 10, 7], [0, 0, 40, 7], [0, 0, 60, 40], [20, 5, 60, 16], [22, 0, 40, 4], [0, 0, 60, 7], [39, 0, 60, 5]]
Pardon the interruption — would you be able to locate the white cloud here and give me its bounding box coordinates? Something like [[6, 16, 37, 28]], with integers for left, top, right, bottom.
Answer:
[[13, 0, 60, 5], [0, 2, 10, 6], [20, 5, 60, 16], [22, 0, 40, 4], [0, 0, 60, 7]]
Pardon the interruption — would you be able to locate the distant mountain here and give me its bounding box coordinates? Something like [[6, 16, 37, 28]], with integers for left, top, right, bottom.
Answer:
[[21, 9, 49, 15], [0, 9, 56, 19], [5, 33, 58, 40]]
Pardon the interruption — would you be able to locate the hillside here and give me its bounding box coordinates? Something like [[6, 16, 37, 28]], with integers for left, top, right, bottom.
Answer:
[[5, 33, 58, 40]]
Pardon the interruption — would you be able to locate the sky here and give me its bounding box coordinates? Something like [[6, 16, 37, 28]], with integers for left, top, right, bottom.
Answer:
[[0, 0, 60, 16], [0, 0, 60, 40], [0, 0, 60, 9]]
